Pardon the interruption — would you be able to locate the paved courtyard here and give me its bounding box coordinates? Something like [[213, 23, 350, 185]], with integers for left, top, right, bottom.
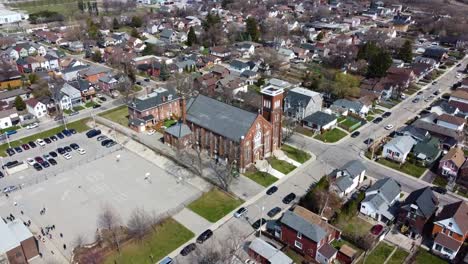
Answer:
[[0, 148, 202, 260]]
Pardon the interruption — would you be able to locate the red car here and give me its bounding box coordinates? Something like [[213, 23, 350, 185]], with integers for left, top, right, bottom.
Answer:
[[22, 144, 30, 150], [371, 224, 384, 236]]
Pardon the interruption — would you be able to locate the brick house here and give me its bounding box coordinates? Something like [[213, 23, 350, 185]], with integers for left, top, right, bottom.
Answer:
[[128, 88, 181, 132], [439, 147, 465, 180], [280, 206, 341, 264], [431, 201, 468, 260], [0, 219, 39, 264], [397, 187, 438, 239], [162, 86, 284, 171]]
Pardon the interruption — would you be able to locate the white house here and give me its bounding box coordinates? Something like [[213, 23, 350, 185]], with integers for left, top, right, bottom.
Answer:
[[278, 48, 296, 61], [25, 98, 47, 118], [0, 9, 28, 24], [284, 87, 323, 120], [0, 109, 18, 130], [333, 160, 366, 198], [383, 135, 417, 163], [59, 82, 83, 110], [436, 114, 465, 131], [331, 99, 369, 117], [61, 65, 90, 81], [360, 178, 401, 223], [229, 59, 250, 73]]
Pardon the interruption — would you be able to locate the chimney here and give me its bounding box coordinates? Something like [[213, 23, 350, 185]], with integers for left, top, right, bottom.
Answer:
[[181, 97, 187, 123]]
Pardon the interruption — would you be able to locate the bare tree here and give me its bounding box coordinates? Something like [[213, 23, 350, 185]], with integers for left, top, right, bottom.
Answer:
[[127, 208, 151, 241], [114, 75, 134, 103], [282, 117, 297, 142], [208, 159, 238, 191], [97, 205, 122, 253]]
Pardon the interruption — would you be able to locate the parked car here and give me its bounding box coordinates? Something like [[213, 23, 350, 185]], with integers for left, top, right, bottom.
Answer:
[[43, 154, 51, 160], [3, 186, 17, 193], [26, 158, 36, 166], [26, 122, 39, 129], [77, 148, 86, 155], [49, 151, 58, 158], [44, 138, 52, 144], [99, 97, 107, 102], [282, 193, 296, 204], [372, 117, 383, 124], [252, 218, 267, 229], [267, 207, 282, 218], [412, 98, 420, 103], [33, 163, 42, 171], [266, 186, 278, 195], [431, 186, 447, 194], [371, 224, 384, 236], [384, 124, 394, 130], [363, 138, 374, 145], [57, 148, 66, 155], [64, 146, 72, 153], [28, 141, 37, 148], [2, 161, 18, 169], [69, 129, 77, 134], [180, 243, 196, 256], [234, 207, 248, 218], [196, 229, 213, 244], [96, 135, 108, 141], [69, 111, 79, 116], [432, 81, 438, 85], [93, 104, 102, 109], [48, 158, 57, 165], [106, 141, 117, 148], [62, 129, 72, 137], [6, 148, 15, 156], [13, 146, 22, 153], [36, 139, 46, 147], [70, 143, 80, 150], [41, 161, 50, 168], [21, 144, 30, 150], [147, 129, 156, 135], [34, 156, 44, 163], [63, 153, 72, 160], [50, 135, 58, 141], [56, 132, 65, 139], [351, 131, 360, 138], [86, 129, 101, 138], [382, 112, 391, 118]]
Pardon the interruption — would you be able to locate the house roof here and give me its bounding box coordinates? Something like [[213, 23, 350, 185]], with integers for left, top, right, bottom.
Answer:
[[385, 135, 416, 154], [280, 210, 327, 243], [249, 238, 293, 264], [318, 243, 338, 259], [25, 98, 40, 108], [332, 99, 363, 112], [413, 119, 464, 141], [396, 125, 428, 141], [402, 187, 438, 218], [339, 245, 357, 258], [434, 232, 462, 252], [128, 88, 179, 112], [437, 114, 466, 126], [303, 111, 336, 126], [165, 122, 192, 138], [435, 201, 468, 235], [186, 94, 258, 142], [366, 177, 401, 203], [230, 59, 249, 70], [440, 147, 465, 168], [0, 219, 33, 254], [285, 87, 321, 108], [413, 137, 441, 160], [292, 206, 340, 235], [451, 90, 468, 101], [448, 100, 468, 113], [0, 89, 29, 101], [341, 160, 365, 178], [335, 176, 354, 192], [78, 65, 109, 77]]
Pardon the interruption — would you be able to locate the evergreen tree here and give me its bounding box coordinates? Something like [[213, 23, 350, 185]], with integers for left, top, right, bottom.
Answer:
[[130, 27, 140, 38], [398, 40, 413, 63], [316, 31, 325, 41], [91, 50, 102, 62], [77, 0, 84, 13], [159, 62, 170, 81], [245, 17, 260, 42], [367, 49, 392, 78], [112, 17, 120, 30], [14, 96, 26, 111], [357, 41, 380, 61], [187, 26, 197, 46]]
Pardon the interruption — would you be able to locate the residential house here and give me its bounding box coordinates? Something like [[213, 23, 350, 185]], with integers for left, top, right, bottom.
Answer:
[[430, 101, 459, 116], [0, 70, 22, 89], [216, 75, 248, 98], [284, 87, 322, 120], [439, 147, 465, 180], [277, 48, 296, 61], [195, 73, 218, 96], [382, 135, 417, 163], [302, 111, 337, 132], [397, 187, 438, 239], [0, 108, 18, 129], [211, 65, 230, 78], [431, 201, 468, 260], [280, 206, 341, 263], [210, 46, 231, 60], [436, 114, 465, 131], [360, 178, 401, 223], [412, 117, 465, 144], [457, 161, 468, 188], [25, 98, 47, 119], [68, 41, 84, 52], [236, 42, 255, 58], [128, 88, 181, 132], [412, 137, 442, 167], [67, 79, 96, 102], [229, 59, 250, 73], [0, 88, 30, 108], [78, 65, 110, 84], [98, 75, 118, 94], [449, 90, 468, 115], [160, 29, 176, 43], [332, 160, 366, 198], [58, 82, 83, 110], [422, 47, 448, 62], [61, 65, 90, 81], [331, 99, 369, 117], [395, 125, 430, 142], [248, 238, 293, 264]]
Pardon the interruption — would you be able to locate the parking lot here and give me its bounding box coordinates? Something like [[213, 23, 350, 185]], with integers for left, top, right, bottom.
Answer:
[[0, 130, 119, 191], [0, 146, 202, 259]]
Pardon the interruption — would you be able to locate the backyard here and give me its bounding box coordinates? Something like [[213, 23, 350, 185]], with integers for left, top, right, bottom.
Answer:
[[377, 158, 426, 178], [339, 117, 362, 132], [187, 188, 243, 222], [363, 242, 395, 264], [387, 248, 409, 264], [314, 128, 347, 143], [334, 215, 373, 240], [243, 169, 278, 187], [99, 106, 129, 127], [433, 175, 448, 188], [269, 157, 297, 174], [9, 0, 80, 16], [281, 144, 311, 163], [103, 218, 194, 264], [0, 118, 90, 156], [413, 248, 447, 264]]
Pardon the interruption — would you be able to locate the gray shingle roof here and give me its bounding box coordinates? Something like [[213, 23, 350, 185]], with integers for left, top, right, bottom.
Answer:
[[186, 95, 258, 142], [303, 111, 336, 126], [249, 238, 293, 264], [385, 135, 416, 154], [128, 88, 179, 112], [366, 177, 401, 203], [230, 59, 249, 70], [402, 187, 438, 218], [280, 211, 327, 243], [335, 176, 354, 192], [165, 122, 191, 138], [332, 99, 363, 112], [341, 160, 365, 179]]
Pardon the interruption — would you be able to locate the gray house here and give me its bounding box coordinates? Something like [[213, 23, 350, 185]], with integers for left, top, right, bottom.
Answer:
[[383, 135, 417, 163], [330, 99, 369, 117], [332, 160, 366, 198], [360, 178, 401, 223], [284, 87, 323, 120], [302, 111, 337, 132]]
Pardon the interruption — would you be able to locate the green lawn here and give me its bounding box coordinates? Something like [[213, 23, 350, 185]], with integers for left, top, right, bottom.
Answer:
[[243, 170, 278, 187], [338, 116, 347, 122], [163, 119, 177, 128], [387, 248, 409, 264], [10, 0, 80, 16], [99, 106, 129, 127], [103, 218, 194, 264], [73, 105, 85, 112], [0, 118, 90, 157], [0, 125, 22, 134], [314, 128, 347, 143], [341, 118, 359, 127], [281, 144, 311, 163], [188, 188, 243, 222], [366, 115, 375, 122], [365, 242, 395, 264], [85, 101, 96, 108], [433, 176, 448, 188], [284, 248, 305, 264], [269, 158, 296, 174], [331, 239, 363, 256], [377, 158, 426, 178], [334, 216, 373, 239], [413, 248, 447, 264]]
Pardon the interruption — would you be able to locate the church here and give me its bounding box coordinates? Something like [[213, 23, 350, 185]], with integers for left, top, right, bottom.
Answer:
[[163, 86, 284, 171]]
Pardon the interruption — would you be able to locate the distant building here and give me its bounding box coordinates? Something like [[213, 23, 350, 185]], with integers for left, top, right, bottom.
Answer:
[[0, 219, 39, 263]]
